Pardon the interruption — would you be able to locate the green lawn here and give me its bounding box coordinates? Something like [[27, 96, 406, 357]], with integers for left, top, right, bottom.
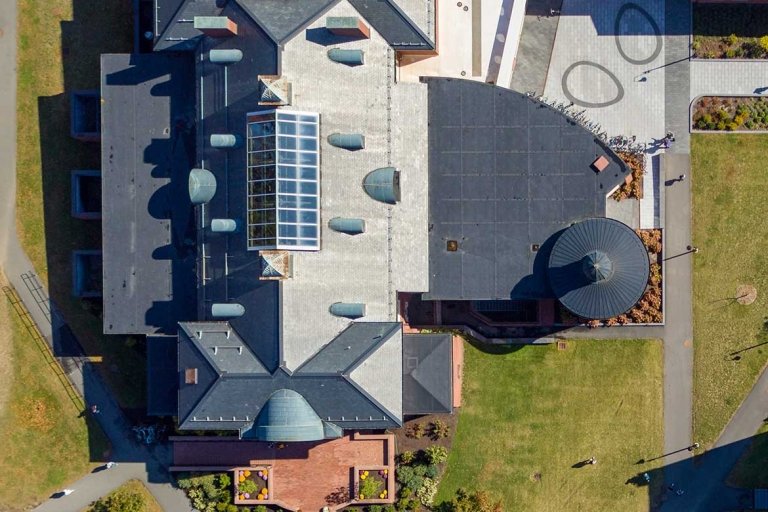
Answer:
[[83, 480, 163, 512], [436, 339, 664, 512], [691, 134, 768, 447], [0, 292, 109, 509], [728, 423, 768, 488], [16, 0, 147, 408]]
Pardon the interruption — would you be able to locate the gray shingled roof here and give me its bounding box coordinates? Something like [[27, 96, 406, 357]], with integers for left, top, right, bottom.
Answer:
[[349, 0, 434, 50], [548, 218, 650, 320], [425, 77, 630, 301], [177, 322, 404, 432], [402, 333, 453, 415], [236, 0, 338, 43]]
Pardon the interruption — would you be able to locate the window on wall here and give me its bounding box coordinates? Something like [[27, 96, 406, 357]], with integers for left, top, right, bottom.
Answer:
[[246, 110, 320, 251]]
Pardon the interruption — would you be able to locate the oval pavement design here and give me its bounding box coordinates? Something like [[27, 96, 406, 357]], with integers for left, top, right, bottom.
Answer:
[[614, 3, 662, 65], [561, 61, 625, 108]]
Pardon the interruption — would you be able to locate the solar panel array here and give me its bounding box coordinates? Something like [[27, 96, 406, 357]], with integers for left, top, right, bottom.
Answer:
[[246, 110, 320, 250]]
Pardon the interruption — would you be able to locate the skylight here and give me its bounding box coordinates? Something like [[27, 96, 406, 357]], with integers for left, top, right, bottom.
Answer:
[[246, 110, 320, 251]]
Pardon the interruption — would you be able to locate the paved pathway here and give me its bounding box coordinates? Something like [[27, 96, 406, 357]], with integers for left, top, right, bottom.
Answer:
[[690, 60, 768, 100], [508, 0, 563, 94]]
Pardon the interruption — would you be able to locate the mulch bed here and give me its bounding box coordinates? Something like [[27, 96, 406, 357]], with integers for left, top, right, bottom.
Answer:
[[693, 97, 768, 131], [693, 4, 768, 59], [611, 151, 644, 201], [393, 413, 459, 455]]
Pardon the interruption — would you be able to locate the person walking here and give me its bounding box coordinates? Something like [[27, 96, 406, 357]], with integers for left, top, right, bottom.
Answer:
[[588, 456, 597, 465], [106, 461, 117, 469], [61, 489, 74, 496], [679, 174, 686, 181], [90, 404, 100, 415]]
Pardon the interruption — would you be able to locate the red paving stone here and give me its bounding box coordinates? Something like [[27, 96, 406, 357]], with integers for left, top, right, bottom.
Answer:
[[452, 335, 464, 408], [172, 434, 394, 512]]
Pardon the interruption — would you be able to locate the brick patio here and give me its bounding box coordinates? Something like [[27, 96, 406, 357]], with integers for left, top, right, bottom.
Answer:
[[171, 433, 395, 512]]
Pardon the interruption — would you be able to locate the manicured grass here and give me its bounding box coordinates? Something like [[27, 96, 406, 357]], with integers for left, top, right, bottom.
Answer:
[[436, 339, 664, 512], [691, 134, 768, 447], [727, 424, 768, 488], [16, 0, 147, 408], [0, 293, 109, 508], [83, 480, 163, 512]]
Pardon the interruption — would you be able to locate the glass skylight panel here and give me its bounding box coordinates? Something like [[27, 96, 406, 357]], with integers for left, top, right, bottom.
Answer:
[[246, 110, 320, 251]]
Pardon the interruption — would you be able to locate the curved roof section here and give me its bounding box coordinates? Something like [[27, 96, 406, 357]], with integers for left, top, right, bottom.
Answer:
[[251, 389, 326, 442], [548, 218, 649, 320], [363, 167, 400, 204], [424, 77, 631, 301]]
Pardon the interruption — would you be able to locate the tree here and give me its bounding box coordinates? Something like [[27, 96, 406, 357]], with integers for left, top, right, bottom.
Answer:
[[90, 488, 146, 512]]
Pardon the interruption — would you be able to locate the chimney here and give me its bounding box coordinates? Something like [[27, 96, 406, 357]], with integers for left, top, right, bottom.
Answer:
[[185, 368, 198, 385], [194, 16, 238, 37], [326, 17, 370, 38]]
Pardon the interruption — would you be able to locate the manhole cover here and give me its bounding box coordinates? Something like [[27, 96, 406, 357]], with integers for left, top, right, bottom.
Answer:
[[736, 284, 757, 305], [557, 341, 567, 351]]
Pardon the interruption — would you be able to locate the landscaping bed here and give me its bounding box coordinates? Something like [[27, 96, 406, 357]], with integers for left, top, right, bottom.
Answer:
[[693, 97, 768, 131], [693, 3, 768, 59], [235, 467, 271, 503], [611, 151, 644, 201], [356, 469, 389, 501]]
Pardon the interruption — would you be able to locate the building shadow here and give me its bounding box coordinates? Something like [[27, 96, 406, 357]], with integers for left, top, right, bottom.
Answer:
[[33, 0, 151, 464], [631, 431, 768, 511]]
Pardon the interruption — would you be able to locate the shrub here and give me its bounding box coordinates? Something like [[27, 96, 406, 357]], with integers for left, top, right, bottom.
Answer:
[[238, 478, 259, 495], [416, 478, 438, 506], [399, 450, 415, 465], [410, 422, 426, 439], [396, 465, 415, 485], [254, 507, 269, 512], [397, 497, 419, 511], [726, 33, 739, 46], [716, 121, 726, 131], [725, 48, 737, 59], [90, 487, 146, 512], [424, 445, 449, 465], [424, 464, 439, 479], [441, 488, 503, 512], [383, 506, 397, 512], [727, 122, 739, 131], [359, 474, 384, 498], [760, 35, 768, 54], [368, 505, 384, 512], [431, 419, 450, 439]]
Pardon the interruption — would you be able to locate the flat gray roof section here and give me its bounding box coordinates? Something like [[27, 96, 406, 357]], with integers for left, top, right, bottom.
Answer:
[[147, 335, 179, 416], [425, 78, 630, 301], [101, 53, 197, 335], [402, 333, 452, 415]]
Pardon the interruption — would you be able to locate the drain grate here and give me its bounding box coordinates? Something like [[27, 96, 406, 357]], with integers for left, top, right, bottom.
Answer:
[[557, 341, 567, 351]]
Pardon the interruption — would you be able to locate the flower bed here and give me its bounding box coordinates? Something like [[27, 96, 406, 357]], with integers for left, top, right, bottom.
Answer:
[[611, 151, 644, 201], [356, 469, 389, 502], [693, 96, 768, 131], [234, 467, 271, 504]]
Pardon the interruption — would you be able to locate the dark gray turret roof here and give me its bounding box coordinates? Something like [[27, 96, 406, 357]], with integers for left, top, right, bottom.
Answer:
[[547, 218, 650, 320]]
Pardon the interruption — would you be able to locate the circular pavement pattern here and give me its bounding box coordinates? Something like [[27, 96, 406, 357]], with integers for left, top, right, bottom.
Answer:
[[561, 61, 625, 108], [614, 3, 662, 65]]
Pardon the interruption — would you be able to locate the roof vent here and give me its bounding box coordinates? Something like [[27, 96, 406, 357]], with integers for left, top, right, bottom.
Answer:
[[363, 167, 400, 204], [210, 134, 242, 149], [328, 217, 365, 235], [209, 49, 243, 64], [210, 218, 239, 233], [326, 17, 370, 39], [211, 303, 246, 318], [185, 368, 198, 385], [188, 168, 217, 204], [329, 302, 366, 319], [328, 133, 365, 150], [327, 48, 364, 66], [194, 16, 237, 37], [258, 75, 292, 106]]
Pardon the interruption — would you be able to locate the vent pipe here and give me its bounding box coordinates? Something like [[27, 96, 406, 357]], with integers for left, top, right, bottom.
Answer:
[[211, 219, 239, 233], [328, 133, 365, 150], [327, 48, 364, 66], [329, 217, 365, 235], [211, 303, 246, 318], [188, 168, 217, 204], [329, 302, 366, 319], [209, 49, 243, 64], [210, 134, 242, 149]]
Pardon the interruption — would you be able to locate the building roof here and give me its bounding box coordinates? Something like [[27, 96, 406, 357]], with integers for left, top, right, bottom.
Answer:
[[424, 78, 631, 301], [100, 53, 197, 335], [547, 218, 650, 320], [402, 333, 453, 415], [237, 0, 338, 43], [348, 0, 434, 50], [177, 321, 404, 433]]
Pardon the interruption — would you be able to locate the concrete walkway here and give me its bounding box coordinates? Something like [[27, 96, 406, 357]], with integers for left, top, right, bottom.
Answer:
[[690, 60, 768, 100]]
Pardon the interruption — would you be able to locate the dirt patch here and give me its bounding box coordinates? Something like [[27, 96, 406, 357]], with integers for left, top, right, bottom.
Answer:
[[0, 274, 14, 416], [736, 285, 757, 305]]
